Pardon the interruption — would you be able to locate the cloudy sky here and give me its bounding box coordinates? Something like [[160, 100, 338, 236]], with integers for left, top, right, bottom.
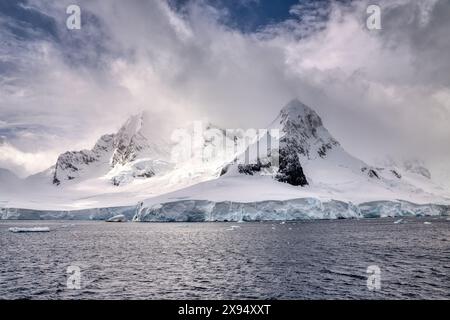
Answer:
[[0, 0, 449, 188]]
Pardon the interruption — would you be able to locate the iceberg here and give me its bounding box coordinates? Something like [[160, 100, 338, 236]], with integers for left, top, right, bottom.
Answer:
[[9, 227, 50, 233], [106, 214, 127, 222]]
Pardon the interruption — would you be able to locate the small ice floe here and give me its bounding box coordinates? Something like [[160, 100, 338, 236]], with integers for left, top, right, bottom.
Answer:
[[226, 225, 241, 231], [61, 223, 76, 228], [9, 227, 50, 233], [280, 221, 286, 225], [424, 222, 432, 225], [394, 219, 403, 224], [106, 214, 127, 222]]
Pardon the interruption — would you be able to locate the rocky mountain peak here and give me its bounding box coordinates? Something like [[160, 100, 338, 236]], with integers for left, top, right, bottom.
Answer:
[[280, 99, 321, 122], [52, 112, 159, 185], [274, 99, 339, 160], [111, 112, 149, 167]]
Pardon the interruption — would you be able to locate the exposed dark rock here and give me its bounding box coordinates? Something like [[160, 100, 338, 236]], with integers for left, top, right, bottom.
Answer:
[[52, 176, 60, 186], [275, 147, 308, 186], [135, 170, 155, 178], [220, 164, 230, 176], [391, 170, 402, 179], [318, 143, 334, 158], [362, 167, 380, 179], [238, 160, 271, 175]]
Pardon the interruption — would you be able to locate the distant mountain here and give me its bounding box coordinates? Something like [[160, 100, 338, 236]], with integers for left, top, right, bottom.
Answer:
[[51, 112, 170, 186], [0, 168, 23, 206], [0, 168, 21, 187]]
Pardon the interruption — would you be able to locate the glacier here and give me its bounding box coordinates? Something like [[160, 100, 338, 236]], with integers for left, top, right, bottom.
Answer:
[[0, 206, 136, 220], [1, 199, 448, 221], [132, 198, 449, 222]]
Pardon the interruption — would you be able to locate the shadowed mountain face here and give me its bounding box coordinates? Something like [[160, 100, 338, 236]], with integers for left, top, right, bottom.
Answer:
[[273, 99, 341, 186], [228, 99, 435, 191], [233, 99, 345, 186], [110, 114, 153, 167], [276, 144, 308, 186]]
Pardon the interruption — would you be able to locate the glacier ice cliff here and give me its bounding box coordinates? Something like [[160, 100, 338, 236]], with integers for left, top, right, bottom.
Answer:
[[1, 199, 448, 221], [133, 199, 450, 222], [0, 206, 136, 220]]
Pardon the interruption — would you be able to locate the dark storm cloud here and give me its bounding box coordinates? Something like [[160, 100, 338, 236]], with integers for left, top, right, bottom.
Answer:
[[0, 0, 58, 41]]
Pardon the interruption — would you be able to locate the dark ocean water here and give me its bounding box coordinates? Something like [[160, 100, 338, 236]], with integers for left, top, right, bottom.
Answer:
[[1, 217, 449, 299]]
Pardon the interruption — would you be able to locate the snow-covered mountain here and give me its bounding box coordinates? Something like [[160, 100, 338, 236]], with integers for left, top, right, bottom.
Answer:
[[1, 114, 243, 211], [1, 99, 449, 220], [0, 168, 21, 190], [221, 99, 403, 187], [135, 99, 450, 221], [51, 112, 171, 186]]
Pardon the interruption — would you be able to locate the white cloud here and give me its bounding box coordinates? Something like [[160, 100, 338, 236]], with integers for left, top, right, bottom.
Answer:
[[0, 141, 59, 177], [0, 0, 449, 189]]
